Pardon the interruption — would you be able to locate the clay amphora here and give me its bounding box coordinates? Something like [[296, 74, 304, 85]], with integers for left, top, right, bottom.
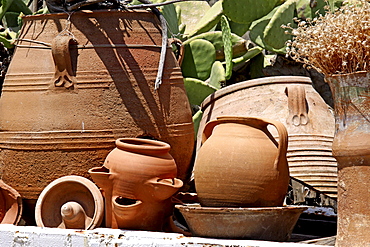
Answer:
[[89, 138, 183, 230], [326, 71, 370, 246], [194, 116, 289, 207], [197, 76, 337, 198], [0, 10, 194, 206]]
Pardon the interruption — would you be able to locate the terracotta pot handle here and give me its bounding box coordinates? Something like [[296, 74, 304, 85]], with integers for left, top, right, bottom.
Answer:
[[202, 116, 288, 170], [50, 35, 77, 89], [286, 85, 309, 126], [169, 38, 184, 66]]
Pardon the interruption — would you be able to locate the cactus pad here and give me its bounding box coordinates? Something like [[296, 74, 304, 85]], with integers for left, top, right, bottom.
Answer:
[[222, 0, 279, 24], [181, 39, 216, 81]]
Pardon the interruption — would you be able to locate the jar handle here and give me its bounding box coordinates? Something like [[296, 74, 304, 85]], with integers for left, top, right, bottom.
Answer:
[[50, 35, 77, 89], [286, 85, 309, 126], [202, 116, 288, 170], [169, 38, 184, 66]]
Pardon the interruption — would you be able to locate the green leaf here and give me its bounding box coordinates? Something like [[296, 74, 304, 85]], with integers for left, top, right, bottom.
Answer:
[[161, 3, 180, 37]]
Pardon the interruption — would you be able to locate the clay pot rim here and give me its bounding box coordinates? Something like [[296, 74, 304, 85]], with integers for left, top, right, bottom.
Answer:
[[22, 9, 150, 20], [200, 76, 312, 111], [326, 70, 368, 78], [115, 138, 171, 153], [175, 204, 308, 214]]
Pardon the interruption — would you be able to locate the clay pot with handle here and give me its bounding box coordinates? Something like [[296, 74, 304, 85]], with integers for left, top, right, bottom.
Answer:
[[194, 116, 290, 207]]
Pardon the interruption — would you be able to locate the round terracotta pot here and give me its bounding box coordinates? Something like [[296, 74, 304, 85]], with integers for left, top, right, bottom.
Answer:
[[35, 175, 104, 230], [0, 10, 194, 202], [197, 76, 337, 198], [0, 179, 22, 225], [326, 71, 370, 246], [89, 138, 183, 230], [194, 116, 290, 207]]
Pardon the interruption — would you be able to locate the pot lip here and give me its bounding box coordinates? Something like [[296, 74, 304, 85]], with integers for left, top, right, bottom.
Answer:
[[115, 138, 171, 152], [22, 9, 151, 20], [327, 71, 368, 78], [200, 76, 312, 112], [175, 203, 308, 213]]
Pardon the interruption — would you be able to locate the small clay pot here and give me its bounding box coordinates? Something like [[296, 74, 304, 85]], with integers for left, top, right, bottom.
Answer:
[[0, 179, 22, 225], [89, 138, 183, 230], [35, 175, 104, 230]]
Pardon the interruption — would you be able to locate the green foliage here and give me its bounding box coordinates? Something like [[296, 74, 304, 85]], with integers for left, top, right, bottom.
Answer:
[[189, 0, 223, 37], [0, 0, 33, 48], [222, 0, 279, 24], [221, 15, 232, 80], [181, 39, 216, 80], [263, 0, 297, 51], [183, 77, 218, 106]]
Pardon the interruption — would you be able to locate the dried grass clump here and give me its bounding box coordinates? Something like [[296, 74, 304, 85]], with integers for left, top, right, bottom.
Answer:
[[285, 0, 370, 76]]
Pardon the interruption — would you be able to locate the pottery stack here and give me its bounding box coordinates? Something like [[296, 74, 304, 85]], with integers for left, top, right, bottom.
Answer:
[[177, 116, 306, 241]]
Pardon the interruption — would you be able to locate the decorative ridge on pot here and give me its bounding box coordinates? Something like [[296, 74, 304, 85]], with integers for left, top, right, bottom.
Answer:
[[200, 76, 311, 111]]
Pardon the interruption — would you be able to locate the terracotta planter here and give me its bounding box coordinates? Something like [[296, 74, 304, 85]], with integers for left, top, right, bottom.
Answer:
[[0, 10, 194, 203], [35, 175, 104, 230], [0, 180, 22, 225], [197, 76, 337, 198], [194, 116, 289, 207], [176, 204, 307, 241], [89, 138, 183, 230], [325, 71, 370, 246]]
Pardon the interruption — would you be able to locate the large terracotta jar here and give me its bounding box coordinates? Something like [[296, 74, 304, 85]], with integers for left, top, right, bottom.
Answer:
[[197, 76, 337, 198], [194, 116, 289, 207], [0, 10, 194, 207], [89, 138, 183, 231], [325, 71, 370, 246]]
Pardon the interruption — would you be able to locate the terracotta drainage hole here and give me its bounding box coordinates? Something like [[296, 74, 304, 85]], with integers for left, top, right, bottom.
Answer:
[[115, 196, 139, 206]]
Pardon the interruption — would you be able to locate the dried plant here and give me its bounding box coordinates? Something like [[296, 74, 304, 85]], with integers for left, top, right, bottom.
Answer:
[[284, 0, 370, 77]]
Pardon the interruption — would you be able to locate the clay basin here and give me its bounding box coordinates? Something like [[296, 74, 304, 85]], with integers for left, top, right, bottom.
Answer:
[[175, 204, 307, 241]]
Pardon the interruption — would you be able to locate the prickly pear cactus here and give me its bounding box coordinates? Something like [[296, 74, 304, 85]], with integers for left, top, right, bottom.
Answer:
[[209, 61, 225, 89], [183, 77, 217, 106], [221, 15, 233, 80], [222, 0, 279, 24], [189, 0, 223, 37], [181, 39, 216, 80], [263, 0, 296, 50], [184, 31, 247, 60]]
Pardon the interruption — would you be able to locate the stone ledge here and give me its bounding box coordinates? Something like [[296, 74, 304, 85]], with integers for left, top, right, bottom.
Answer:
[[0, 224, 325, 247]]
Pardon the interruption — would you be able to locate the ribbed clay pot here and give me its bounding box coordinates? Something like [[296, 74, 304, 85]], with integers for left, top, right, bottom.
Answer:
[[194, 116, 289, 207], [0, 10, 194, 206], [197, 76, 337, 198], [89, 138, 183, 230], [325, 71, 370, 246]]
